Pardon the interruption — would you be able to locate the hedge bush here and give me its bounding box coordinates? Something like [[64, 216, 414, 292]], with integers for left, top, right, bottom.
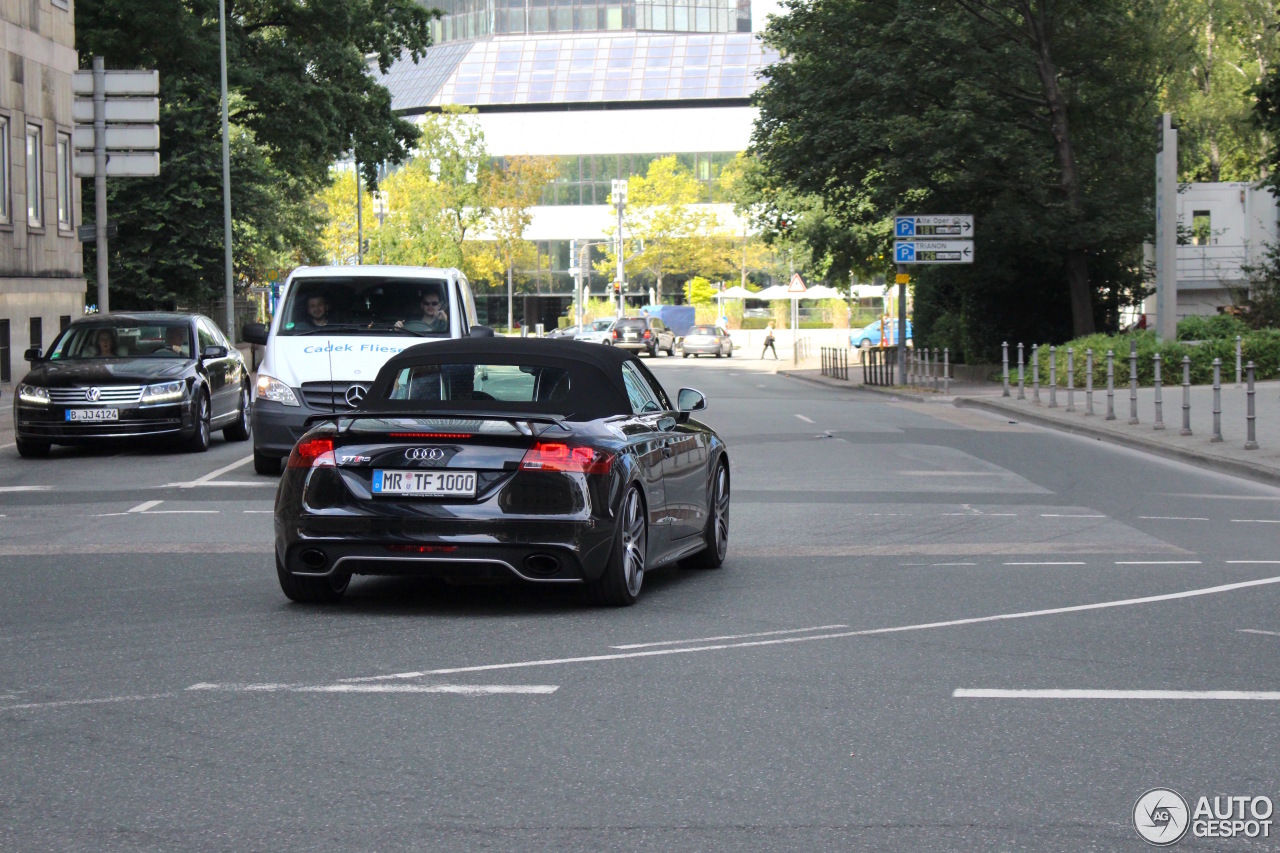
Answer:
[[1024, 329, 1280, 386]]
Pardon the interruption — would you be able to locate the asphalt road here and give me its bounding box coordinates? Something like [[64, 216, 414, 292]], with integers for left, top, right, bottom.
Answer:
[[2, 357, 1279, 852]]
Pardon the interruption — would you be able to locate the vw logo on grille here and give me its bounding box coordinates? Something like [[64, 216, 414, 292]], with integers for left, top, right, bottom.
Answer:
[[405, 447, 446, 461], [86, 387, 101, 402], [344, 384, 369, 407]]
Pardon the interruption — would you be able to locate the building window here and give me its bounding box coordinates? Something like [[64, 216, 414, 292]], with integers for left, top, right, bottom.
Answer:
[[29, 316, 42, 353], [26, 124, 42, 227], [1192, 210, 1212, 246], [56, 133, 72, 230], [0, 116, 9, 225], [59, 315, 71, 331], [0, 319, 9, 383]]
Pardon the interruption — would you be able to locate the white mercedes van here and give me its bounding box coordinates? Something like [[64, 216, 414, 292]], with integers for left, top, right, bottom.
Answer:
[[241, 265, 490, 474]]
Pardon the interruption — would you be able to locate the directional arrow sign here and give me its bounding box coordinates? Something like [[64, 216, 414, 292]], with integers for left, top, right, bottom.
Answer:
[[894, 215, 974, 239], [893, 240, 974, 264]]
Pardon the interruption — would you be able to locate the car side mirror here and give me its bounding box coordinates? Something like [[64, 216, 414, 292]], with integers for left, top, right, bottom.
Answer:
[[241, 323, 269, 346], [469, 325, 496, 338], [676, 387, 707, 422], [202, 344, 229, 360], [24, 346, 42, 363]]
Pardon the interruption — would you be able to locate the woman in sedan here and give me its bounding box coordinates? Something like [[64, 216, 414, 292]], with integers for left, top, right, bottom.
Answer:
[[92, 328, 117, 357]]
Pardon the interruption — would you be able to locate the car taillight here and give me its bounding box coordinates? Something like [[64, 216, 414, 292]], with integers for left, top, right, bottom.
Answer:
[[288, 437, 336, 469], [519, 441, 614, 475], [643, 329, 651, 339], [612, 329, 618, 339]]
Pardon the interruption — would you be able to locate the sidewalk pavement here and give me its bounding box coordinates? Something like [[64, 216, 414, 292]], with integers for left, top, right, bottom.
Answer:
[[780, 361, 1280, 487]]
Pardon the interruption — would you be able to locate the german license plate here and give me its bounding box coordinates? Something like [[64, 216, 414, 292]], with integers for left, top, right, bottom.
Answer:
[[371, 469, 476, 497], [66, 409, 119, 422]]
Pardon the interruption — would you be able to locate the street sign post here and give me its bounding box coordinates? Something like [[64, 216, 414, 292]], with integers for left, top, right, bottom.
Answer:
[[788, 272, 807, 293], [893, 215, 974, 239], [894, 240, 974, 264]]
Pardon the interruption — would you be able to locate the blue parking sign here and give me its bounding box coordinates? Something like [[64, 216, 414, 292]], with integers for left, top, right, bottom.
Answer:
[[895, 217, 915, 238], [895, 242, 916, 262]]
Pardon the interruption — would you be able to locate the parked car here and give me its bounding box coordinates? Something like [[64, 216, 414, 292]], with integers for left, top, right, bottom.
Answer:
[[575, 319, 616, 345], [545, 324, 580, 340], [273, 338, 731, 606], [679, 325, 734, 358], [850, 318, 913, 349], [611, 316, 676, 357], [13, 312, 252, 457]]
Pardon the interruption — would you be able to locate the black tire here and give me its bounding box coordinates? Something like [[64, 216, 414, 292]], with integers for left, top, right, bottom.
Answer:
[[683, 461, 729, 569], [223, 385, 252, 442], [15, 437, 50, 458], [727, 348, 733, 358], [683, 352, 690, 359], [254, 449, 281, 476], [276, 554, 350, 604], [585, 486, 646, 606], [666, 341, 675, 356], [715, 348, 722, 358], [184, 392, 211, 453]]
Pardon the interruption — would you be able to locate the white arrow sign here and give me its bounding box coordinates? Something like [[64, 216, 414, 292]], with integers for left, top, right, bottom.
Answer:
[[73, 98, 160, 124], [894, 240, 974, 264], [73, 70, 159, 97], [72, 125, 160, 151], [74, 152, 160, 178], [894, 215, 974, 239]]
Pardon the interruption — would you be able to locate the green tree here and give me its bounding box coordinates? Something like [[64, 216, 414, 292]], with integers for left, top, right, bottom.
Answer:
[[684, 276, 717, 307], [483, 155, 560, 330], [753, 0, 1167, 352], [76, 0, 432, 309]]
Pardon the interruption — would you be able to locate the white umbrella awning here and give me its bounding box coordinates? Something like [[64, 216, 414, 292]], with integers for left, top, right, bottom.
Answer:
[[802, 284, 844, 299], [751, 285, 793, 300], [717, 285, 754, 299]]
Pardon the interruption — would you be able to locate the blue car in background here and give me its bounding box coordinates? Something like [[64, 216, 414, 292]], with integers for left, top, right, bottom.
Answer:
[[851, 318, 913, 348]]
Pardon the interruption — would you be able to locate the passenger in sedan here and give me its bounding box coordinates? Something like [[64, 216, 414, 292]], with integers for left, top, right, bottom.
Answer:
[[91, 328, 117, 357]]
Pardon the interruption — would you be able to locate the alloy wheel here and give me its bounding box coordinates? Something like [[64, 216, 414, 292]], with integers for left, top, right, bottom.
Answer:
[[621, 488, 646, 597]]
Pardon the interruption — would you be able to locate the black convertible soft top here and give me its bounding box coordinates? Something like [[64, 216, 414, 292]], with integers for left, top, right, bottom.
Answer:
[[364, 337, 660, 421]]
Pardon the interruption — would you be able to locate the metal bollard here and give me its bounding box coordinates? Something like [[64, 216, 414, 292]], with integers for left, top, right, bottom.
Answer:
[[1180, 355, 1192, 436], [943, 348, 950, 394], [1128, 339, 1139, 425], [1017, 342, 1025, 400], [1032, 344, 1041, 405], [1066, 347, 1076, 412], [1236, 335, 1243, 387], [1211, 358, 1223, 442], [1048, 346, 1058, 408], [1152, 352, 1165, 430], [1106, 349, 1116, 420], [1085, 349, 1094, 416], [1246, 361, 1259, 450], [932, 348, 939, 391], [1002, 341, 1010, 397]]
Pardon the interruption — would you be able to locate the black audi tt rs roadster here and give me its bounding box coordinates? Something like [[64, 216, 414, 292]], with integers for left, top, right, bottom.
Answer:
[[273, 338, 730, 606]]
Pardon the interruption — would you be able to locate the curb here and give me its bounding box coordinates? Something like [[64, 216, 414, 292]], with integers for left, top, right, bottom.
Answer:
[[955, 396, 1280, 489]]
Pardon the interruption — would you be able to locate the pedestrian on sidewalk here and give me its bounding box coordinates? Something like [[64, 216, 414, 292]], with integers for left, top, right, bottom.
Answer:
[[762, 322, 778, 359]]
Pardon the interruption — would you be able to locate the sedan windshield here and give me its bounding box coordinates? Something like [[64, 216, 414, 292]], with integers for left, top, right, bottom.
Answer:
[[47, 323, 193, 360]]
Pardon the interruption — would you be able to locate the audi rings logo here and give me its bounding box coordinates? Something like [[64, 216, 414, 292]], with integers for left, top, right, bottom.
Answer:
[[344, 384, 369, 407], [405, 447, 446, 462], [86, 387, 101, 402], [1134, 788, 1191, 846]]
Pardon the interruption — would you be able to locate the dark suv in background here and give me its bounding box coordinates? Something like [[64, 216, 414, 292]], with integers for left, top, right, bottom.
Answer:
[[611, 316, 675, 357]]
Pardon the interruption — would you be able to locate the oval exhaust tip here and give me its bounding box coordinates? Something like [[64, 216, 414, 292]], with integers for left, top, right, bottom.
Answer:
[[524, 554, 560, 577], [299, 549, 328, 570]]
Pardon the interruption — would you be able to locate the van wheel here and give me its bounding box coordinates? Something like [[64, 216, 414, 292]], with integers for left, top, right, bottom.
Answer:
[[254, 449, 281, 475]]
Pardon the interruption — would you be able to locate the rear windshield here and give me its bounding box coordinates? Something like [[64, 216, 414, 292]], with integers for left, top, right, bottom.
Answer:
[[590, 320, 614, 331], [689, 326, 718, 335], [386, 363, 572, 404], [278, 276, 450, 336], [615, 319, 647, 330], [47, 322, 194, 360]]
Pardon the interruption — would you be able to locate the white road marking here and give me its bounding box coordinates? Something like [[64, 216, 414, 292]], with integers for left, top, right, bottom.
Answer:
[[243, 510, 273, 514], [1231, 519, 1280, 524], [129, 500, 163, 513], [795, 414, 814, 423], [1040, 514, 1106, 519], [0, 486, 53, 493], [1238, 629, 1280, 638], [611, 624, 849, 650], [899, 471, 1005, 477], [955, 689, 1280, 701], [187, 682, 557, 696], [1114, 561, 1203, 566], [1139, 516, 1209, 521], [165, 454, 255, 489], [0, 693, 174, 712], [341, 575, 1280, 683], [931, 562, 977, 566], [1003, 562, 1086, 566], [1227, 560, 1280, 564], [1174, 494, 1280, 501], [0, 443, 15, 451], [142, 510, 220, 514]]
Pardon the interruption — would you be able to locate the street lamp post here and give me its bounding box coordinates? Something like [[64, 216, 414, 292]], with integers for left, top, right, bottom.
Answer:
[[611, 179, 627, 317], [218, 0, 235, 342]]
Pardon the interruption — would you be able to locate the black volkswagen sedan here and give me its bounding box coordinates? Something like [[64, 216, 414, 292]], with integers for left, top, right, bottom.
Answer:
[[273, 338, 730, 606], [13, 312, 252, 457]]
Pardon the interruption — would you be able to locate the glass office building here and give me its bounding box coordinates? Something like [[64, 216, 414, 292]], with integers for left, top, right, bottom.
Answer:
[[375, 0, 779, 325]]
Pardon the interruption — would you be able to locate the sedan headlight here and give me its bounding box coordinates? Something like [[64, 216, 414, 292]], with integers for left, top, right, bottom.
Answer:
[[256, 373, 300, 407], [141, 380, 186, 404], [17, 384, 50, 405]]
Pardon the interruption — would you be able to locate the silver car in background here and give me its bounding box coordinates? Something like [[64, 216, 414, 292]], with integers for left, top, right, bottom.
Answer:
[[679, 325, 734, 358], [575, 318, 616, 345]]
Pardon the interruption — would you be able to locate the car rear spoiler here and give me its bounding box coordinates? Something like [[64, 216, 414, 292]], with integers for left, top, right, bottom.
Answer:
[[301, 410, 572, 436]]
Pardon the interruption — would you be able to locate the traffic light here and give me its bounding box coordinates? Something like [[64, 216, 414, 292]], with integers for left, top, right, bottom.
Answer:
[[613, 281, 622, 294]]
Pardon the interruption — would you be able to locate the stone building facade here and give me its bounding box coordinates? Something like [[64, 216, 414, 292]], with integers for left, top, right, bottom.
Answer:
[[0, 0, 84, 384]]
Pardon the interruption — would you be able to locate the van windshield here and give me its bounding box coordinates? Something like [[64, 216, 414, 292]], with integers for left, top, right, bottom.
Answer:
[[277, 276, 451, 336]]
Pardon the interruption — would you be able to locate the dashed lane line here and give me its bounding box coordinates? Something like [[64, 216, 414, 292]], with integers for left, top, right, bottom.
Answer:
[[1238, 629, 1280, 638], [186, 683, 558, 696], [955, 689, 1280, 701], [611, 624, 849, 650], [795, 414, 814, 423], [1139, 516, 1210, 521]]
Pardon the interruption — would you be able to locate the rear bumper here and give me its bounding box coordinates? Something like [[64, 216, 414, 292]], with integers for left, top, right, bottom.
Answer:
[[681, 343, 723, 354]]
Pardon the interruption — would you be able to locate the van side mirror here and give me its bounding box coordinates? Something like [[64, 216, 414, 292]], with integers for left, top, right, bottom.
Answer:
[[241, 323, 269, 345], [469, 325, 496, 338], [24, 346, 42, 363]]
